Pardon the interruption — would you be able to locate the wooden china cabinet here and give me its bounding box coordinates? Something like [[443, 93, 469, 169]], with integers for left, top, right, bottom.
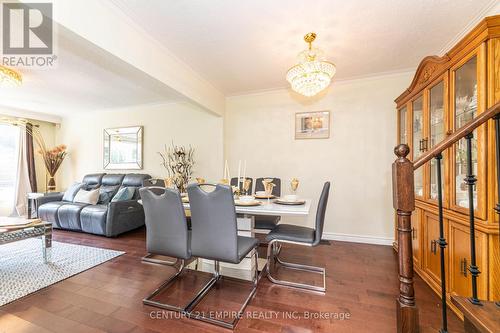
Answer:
[[394, 16, 500, 315]]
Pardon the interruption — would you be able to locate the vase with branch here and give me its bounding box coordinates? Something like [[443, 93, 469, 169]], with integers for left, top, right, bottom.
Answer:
[[37, 144, 68, 192], [158, 143, 194, 193]]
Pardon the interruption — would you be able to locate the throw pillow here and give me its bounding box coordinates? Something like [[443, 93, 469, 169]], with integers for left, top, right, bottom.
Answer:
[[98, 185, 120, 204], [111, 187, 135, 202], [62, 182, 84, 202], [73, 188, 100, 205]]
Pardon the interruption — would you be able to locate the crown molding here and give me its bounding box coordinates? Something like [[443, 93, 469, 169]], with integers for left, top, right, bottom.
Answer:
[[437, 0, 500, 56], [226, 68, 415, 99], [0, 106, 62, 124]]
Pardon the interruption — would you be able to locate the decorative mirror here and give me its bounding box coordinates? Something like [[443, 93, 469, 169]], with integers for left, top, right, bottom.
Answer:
[[103, 126, 143, 169]]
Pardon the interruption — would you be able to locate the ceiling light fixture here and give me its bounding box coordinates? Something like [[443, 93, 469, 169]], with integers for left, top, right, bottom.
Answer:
[[286, 32, 335, 97], [0, 65, 22, 87]]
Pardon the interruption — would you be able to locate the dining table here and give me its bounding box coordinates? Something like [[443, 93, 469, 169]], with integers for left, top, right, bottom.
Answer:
[[138, 199, 312, 216]]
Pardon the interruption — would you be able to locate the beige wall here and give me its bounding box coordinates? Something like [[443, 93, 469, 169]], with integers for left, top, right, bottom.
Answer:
[[225, 72, 413, 243], [56, 102, 223, 189]]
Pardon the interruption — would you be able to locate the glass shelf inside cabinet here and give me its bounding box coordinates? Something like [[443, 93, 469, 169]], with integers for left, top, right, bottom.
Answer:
[[399, 106, 407, 145], [454, 56, 478, 209], [429, 82, 445, 200], [413, 96, 424, 197]]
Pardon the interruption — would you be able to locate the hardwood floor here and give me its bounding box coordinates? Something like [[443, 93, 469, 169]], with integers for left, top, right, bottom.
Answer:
[[0, 228, 464, 332]]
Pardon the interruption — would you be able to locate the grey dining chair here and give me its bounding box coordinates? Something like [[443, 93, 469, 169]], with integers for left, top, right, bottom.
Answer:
[[141, 185, 177, 265], [139, 187, 210, 312], [142, 178, 166, 187], [185, 183, 259, 329], [230, 177, 253, 195], [254, 177, 282, 230], [265, 181, 330, 292]]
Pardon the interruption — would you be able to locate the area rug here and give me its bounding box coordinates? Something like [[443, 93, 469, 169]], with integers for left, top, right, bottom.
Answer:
[[0, 238, 124, 306]]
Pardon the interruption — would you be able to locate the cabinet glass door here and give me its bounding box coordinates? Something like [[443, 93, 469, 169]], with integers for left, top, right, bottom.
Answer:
[[413, 96, 424, 197], [429, 82, 445, 200], [399, 106, 407, 145], [454, 56, 477, 209]]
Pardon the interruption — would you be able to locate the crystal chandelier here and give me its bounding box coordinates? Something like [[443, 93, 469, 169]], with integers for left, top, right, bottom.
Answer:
[[286, 32, 335, 97], [0, 65, 22, 87]]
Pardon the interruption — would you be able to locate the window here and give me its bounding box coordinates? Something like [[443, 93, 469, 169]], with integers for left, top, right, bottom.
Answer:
[[0, 124, 20, 216]]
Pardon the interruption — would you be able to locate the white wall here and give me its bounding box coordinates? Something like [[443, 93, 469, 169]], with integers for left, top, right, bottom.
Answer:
[[57, 102, 223, 189], [225, 72, 413, 244]]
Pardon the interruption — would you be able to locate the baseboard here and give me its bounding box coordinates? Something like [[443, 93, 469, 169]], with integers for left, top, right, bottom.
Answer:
[[322, 232, 394, 246]]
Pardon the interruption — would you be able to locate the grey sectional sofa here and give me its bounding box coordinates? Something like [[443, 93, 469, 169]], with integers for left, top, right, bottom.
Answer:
[[37, 173, 151, 237]]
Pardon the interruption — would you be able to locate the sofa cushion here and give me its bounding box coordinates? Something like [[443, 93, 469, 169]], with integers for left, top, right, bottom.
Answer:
[[122, 174, 151, 199], [111, 187, 135, 202], [80, 204, 108, 235], [98, 185, 120, 204], [62, 182, 84, 202], [73, 189, 100, 205], [102, 174, 125, 186], [122, 174, 150, 187], [82, 173, 105, 190], [38, 201, 67, 228], [57, 202, 89, 230]]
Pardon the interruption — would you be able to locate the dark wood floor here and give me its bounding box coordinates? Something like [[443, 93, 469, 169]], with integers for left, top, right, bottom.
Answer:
[[0, 228, 464, 332]]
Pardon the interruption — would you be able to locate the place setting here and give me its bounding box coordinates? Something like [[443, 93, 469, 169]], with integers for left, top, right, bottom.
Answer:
[[275, 178, 305, 205]]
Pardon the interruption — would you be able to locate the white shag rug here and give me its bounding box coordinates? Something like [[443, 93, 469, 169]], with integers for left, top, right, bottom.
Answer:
[[0, 238, 124, 306]]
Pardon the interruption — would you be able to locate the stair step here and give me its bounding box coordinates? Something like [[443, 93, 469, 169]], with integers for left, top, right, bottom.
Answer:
[[451, 295, 500, 333]]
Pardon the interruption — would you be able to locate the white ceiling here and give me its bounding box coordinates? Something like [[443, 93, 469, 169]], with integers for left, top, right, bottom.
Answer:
[[0, 25, 182, 117], [112, 0, 496, 95]]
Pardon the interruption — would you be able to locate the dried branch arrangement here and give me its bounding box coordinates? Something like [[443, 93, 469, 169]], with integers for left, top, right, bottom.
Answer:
[[158, 143, 194, 193]]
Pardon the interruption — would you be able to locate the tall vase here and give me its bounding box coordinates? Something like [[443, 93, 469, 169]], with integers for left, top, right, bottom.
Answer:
[[47, 176, 56, 192]]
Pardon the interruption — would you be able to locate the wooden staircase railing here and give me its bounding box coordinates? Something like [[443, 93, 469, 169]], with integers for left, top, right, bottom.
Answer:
[[392, 101, 500, 333]]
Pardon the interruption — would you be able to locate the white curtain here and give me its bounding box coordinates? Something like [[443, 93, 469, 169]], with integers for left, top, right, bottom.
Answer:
[[12, 127, 32, 217]]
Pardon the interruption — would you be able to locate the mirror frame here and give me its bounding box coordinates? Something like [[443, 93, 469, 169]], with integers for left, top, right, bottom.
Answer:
[[103, 126, 143, 170]]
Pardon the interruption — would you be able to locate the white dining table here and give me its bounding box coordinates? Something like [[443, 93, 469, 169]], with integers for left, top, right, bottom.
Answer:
[[184, 200, 311, 216], [138, 199, 312, 216]]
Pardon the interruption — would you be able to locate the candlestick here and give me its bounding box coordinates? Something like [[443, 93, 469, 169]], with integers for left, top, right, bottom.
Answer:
[[242, 160, 247, 188], [237, 160, 241, 191]]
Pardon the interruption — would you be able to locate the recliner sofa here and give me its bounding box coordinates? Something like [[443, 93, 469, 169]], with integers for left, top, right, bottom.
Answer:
[[37, 173, 151, 237]]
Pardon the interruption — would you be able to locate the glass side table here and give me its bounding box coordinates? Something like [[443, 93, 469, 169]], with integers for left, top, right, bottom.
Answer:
[[27, 192, 62, 219]]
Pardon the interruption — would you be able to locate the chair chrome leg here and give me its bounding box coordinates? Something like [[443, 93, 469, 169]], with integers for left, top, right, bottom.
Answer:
[[143, 259, 186, 312], [266, 239, 326, 293], [142, 253, 178, 266], [185, 249, 259, 329], [143, 258, 219, 313]]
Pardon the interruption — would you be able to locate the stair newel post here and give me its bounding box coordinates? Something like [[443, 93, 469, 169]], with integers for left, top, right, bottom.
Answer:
[[494, 114, 500, 308], [392, 144, 419, 333], [435, 153, 448, 333], [464, 133, 481, 305]]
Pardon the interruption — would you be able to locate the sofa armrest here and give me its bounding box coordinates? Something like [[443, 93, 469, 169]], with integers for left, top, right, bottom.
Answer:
[[36, 193, 64, 207], [106, 200, 145, 237]]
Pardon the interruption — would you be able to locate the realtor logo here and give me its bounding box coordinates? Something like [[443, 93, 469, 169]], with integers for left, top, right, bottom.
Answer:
[[2, 2, 53, 54], [1, 2, 56, 67]]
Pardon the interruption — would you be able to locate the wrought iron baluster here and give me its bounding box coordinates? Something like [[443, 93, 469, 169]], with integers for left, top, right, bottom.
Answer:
[[494, 115, 500, 308], [464, 133, 481, 305], [435, 154, 448, 332]]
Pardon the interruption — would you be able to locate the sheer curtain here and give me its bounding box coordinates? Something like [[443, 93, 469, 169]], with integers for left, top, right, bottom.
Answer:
[[0, 124, 19, 216], [12, 126, 32, 217]]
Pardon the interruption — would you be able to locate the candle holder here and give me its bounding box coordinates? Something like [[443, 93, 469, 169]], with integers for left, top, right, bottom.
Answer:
[[243, 178, 251, 195]]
